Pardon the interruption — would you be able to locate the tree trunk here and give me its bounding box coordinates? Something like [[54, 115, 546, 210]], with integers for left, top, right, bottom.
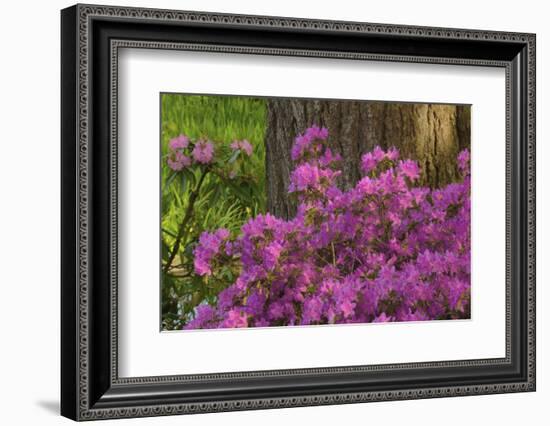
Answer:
[[265, 99, 470, 219], [456, 105, 471, 151], [366, 103, 468, 188]]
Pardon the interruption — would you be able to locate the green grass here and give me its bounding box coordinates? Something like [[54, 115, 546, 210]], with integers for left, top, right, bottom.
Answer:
[[160, 93, 267, 330]]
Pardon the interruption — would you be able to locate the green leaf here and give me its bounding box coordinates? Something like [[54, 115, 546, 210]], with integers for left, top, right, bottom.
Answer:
[[161, 228, 178, 238], [228, 149, 241, 164], [180, 173, 188, 194], [165, 171, 178, 188]]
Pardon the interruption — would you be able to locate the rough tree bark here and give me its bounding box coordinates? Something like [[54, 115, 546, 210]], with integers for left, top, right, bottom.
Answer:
[[265, 99, 470, 219]]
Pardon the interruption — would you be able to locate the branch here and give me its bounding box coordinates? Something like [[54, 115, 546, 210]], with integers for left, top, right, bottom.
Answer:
[[163, 169, 209, 274]]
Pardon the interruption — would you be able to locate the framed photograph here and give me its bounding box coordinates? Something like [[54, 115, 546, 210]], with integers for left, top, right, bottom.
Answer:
[[61, 4, 536, 421]]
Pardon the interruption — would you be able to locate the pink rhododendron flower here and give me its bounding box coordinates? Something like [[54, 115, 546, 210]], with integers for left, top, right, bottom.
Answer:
[[193, 228, 230, 276], [288, 163, 341, 193], [230, 139, 253, 156], [386, 147, 399, 161], [457, 149, 470, 173], [192, 140, 214, 164], [361, 145, 399, 173], [291, 125, 329, 161], [169, 134, 189, 150], [167, 151, 191, 171], [398, 159, 420, 181], [167, 158, 182, 171], [223, 309, 248, 328]]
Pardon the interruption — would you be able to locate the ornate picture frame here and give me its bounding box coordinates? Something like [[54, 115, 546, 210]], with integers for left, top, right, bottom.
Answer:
[[61, 4, 535, 421]]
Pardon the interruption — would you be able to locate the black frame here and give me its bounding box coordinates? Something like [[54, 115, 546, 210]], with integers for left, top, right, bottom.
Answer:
[[61, 4, 536, 421]]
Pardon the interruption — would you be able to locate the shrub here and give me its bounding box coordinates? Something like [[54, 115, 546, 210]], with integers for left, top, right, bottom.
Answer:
[[185, 126, 471, 329]]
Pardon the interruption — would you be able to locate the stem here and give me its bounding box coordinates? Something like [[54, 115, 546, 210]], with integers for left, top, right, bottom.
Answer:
[[163, 169, 209, 274]]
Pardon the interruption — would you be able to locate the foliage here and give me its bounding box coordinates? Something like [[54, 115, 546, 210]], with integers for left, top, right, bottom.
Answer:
[[185, 126, 471, 329], [161, 94, 267, 330]]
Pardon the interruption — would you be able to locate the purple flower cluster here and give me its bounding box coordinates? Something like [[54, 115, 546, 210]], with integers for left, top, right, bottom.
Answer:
[[192, 140, 215, 164], [186, 126, 471, 329], [291, 125, 330, 161], [166, 134, 214, 170], [193, 228, 231, 276]]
